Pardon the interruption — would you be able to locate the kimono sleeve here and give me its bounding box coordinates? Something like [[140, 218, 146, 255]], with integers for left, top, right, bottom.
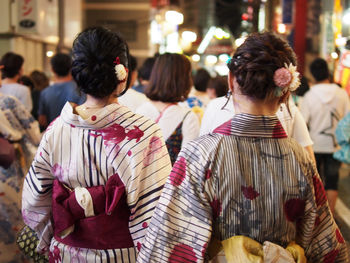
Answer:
[[22, 131, 54, 254], [297, 159, 348, 262], [126, 128, 172, 248], [137, 139, 214, 263]]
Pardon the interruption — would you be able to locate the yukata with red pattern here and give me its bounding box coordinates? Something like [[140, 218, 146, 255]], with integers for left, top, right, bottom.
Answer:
[[137, 113, 348, 263], [22, 102, 172, 262]]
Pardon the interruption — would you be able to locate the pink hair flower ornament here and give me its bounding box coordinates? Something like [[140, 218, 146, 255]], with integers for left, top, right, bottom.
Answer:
[[114, 57, 128, 82], [273, 63, 300, 96]]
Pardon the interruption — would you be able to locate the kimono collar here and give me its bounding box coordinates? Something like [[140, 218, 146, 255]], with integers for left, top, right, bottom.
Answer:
[[213, 113, 287, 139], [60, 102, 132, 129]]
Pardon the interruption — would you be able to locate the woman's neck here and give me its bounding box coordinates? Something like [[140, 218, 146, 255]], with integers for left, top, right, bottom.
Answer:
[[232, 93, 279, 116], [2, 77, 19, 84]]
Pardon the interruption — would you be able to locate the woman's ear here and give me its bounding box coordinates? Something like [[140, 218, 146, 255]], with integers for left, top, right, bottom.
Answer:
[[228, 72, 235, 93]]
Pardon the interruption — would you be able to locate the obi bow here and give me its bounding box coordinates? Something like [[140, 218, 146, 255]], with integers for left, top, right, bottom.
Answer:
[[52, 174, 125, 238]]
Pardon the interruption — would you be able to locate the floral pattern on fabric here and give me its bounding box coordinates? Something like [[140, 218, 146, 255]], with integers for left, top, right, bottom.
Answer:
[[0, 94, 40, 263]]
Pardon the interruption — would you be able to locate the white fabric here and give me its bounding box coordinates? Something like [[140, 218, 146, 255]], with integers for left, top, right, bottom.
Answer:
[[300, 83, 350, 153], [75, 187, 95, 217], [118, 88, 149, 112], [200, 96, 313, 147], [0, 83, 32, 111], [136, 101, 200, 146]]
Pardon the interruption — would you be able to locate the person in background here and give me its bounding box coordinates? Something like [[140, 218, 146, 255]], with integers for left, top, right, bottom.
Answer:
[[186, 68, 211, 108], [136, 53, 200, 164], [0, 65, 41, 263], [118, 55, 148, 112], [0, 52, 32, 111], [22, 26, 171, 262], [30, 70, 49, 120], [38, 53, 86, 129], [206, 76, 228, 99], [300, 58, 350, 214], [137, 32, 347, 263], [292, 76, 309, 107], [133, 57, 156, 93]]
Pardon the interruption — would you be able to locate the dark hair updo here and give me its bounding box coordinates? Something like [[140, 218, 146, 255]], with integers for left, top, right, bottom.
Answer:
[[228, 32, 297, 100], [71, 27, 130, 98]]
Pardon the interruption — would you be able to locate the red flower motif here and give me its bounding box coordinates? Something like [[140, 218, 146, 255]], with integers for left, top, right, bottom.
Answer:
[[336, 228, 345, 243], [312, 176, 327, 207], [91, 115, 97, 121], [201, 243, 207, 258], [49, 245, 61, 263], [70, 124, 76, 128], [127, 150, 132, 156], [169, 244, 197, 263], [142, 222, 148, 228], [97, 123, 127, 146], [284, 198, 306, 222], [169, 157, 186, 186], [137, 242, 142, 251], [323, 249, 339, 263], [241, 186, 260, 200], [205, 169, 212, 180], [210, 197, 222, 219], [126, 125, 144, 142], [143, 136, 163, 166]]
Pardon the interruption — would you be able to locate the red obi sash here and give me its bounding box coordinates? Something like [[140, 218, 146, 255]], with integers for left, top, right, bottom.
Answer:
[[52, 174, 134, 249]]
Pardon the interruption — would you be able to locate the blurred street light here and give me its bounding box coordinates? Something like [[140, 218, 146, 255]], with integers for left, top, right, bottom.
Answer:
[[277, 23, 286, 34], [219, 54, 230, 63], [191, 54, 200, 62], [165, 10, 184, 25], [182, 31, 197, 42], [205, 55, 218, 65], [331, 52, 339, 59], [46, 51, 54, 57], [343, 9, 350, 25]]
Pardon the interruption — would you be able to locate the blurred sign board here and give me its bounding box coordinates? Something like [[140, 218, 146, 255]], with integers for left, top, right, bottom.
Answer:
[[18, 0, 38, 33], [282, 0, 293, 24]]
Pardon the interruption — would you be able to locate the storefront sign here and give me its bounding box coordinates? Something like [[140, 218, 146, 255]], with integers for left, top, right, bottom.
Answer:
[[18, 0, 37, 33]]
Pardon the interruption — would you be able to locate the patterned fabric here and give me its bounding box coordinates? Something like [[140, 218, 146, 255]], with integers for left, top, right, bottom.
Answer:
[[0, 94, 40, 263], [165, 111, 191, 165], [22, 102, 172, 262], [137, 114, 348, 263]]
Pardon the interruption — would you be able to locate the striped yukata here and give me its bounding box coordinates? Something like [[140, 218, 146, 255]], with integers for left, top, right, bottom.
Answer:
[[22, 102, 172, 262], [137, 114, 348, 263]]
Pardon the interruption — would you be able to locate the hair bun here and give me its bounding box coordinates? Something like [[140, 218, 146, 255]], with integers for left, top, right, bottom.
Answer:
[[71, 27, 130, 98]]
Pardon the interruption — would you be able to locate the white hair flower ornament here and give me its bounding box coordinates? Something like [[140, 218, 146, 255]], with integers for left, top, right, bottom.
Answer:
[[273, 63, 301, 97], [113, 57, 128, 82]]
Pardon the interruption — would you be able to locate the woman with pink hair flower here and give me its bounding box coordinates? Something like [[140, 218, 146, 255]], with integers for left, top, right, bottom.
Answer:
[[137, 32, 348, 263]]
